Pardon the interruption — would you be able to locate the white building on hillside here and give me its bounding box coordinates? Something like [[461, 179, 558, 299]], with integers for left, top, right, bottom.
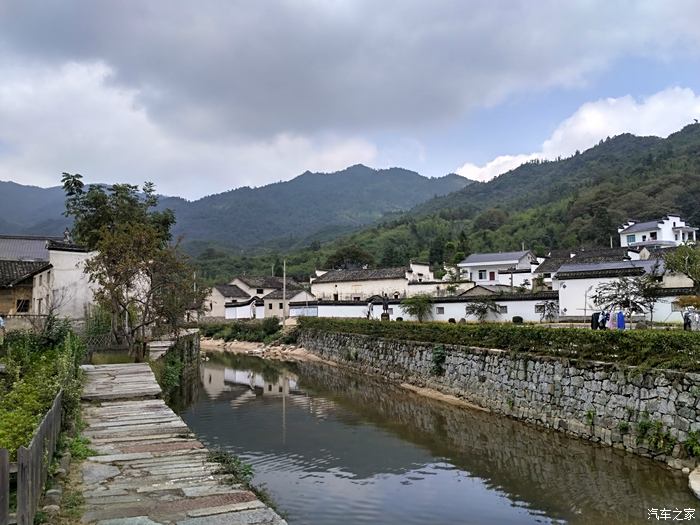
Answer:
[[458, 250, 539, 285], [618, 215, 697, 248]]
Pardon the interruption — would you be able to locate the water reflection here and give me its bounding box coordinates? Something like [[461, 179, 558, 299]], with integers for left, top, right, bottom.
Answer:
[[178, 353, 698, 525]]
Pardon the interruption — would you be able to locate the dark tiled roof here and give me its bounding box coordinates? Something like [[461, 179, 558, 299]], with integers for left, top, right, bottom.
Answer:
[[459, 284, 514, 296], [236, 275, 299, 289], [313, 267, 407, 283], [46, 240, 90, 252], [459, 250, 533, 265], [214, 284, 250, 299], [573, 247, 630, 263], [0, 235, 62, 261], [0, 260, 51, 287], [263, 288, 307, 299], [556, 259, 662, 280], [619, 220, 662, 234]]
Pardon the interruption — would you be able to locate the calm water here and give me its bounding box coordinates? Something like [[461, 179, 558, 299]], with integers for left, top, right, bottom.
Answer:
[[176, 353, 698, 525]]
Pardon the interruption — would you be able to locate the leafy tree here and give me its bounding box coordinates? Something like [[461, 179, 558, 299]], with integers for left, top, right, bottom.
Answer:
[[464, 299, 501, 322], [62, 173, 208, 359], [324, 244, 375, 269], [401, 294, 433, 322], [539, 300, 559, 322], [593, 272, 661, 322], [664, 244, 700, 294]]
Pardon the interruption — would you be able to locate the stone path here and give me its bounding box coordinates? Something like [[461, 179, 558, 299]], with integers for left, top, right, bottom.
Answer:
[[79, 363, 286, 525]]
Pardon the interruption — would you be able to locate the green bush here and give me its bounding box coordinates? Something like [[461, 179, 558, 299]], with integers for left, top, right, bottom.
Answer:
[[199, 319, 282, 343], [297, 317, 700, 371], [0, 326, 85, 459]]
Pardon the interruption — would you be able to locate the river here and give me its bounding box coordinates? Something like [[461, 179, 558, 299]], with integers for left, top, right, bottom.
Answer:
[[174, 352, 698, 525]]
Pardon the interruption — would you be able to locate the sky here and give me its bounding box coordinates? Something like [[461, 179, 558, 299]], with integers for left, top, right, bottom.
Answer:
[[1, 1, 700, 200]]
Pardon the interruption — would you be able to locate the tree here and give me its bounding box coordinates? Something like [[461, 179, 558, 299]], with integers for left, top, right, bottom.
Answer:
[[538, 300, 559, 323], [401, 294, 433, 322], [62, 173, 208, 359], [664, 244, 700, 294], [324, 244, 375, 269], [592, 271, 661, 323], [464, 299, 501, 322]]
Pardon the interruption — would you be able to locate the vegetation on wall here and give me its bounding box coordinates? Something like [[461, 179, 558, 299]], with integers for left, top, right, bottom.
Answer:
[[298, 317, 700, 371], [0, 321, 85, 459]]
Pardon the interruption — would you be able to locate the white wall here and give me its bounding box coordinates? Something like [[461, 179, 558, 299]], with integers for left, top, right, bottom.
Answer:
[[225, 301, 259, 320], [317, 303, 368, 318], [33, 249, 97, 319], [496, 272, 535, 288], [312, 278, 408, 301], [203, 288, 228, 318]]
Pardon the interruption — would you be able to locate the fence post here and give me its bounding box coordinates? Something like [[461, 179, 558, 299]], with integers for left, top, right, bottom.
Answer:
[[0, 449, 8, 525], [16, 447, 30, 525]]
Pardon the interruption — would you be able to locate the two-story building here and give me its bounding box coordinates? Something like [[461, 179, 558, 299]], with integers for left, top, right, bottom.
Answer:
[[618, 215, 697, 248], [457, 250, 539, 286]]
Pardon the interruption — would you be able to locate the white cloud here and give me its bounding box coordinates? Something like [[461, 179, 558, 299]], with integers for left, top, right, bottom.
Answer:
[[456, 87, 700, 182], [0, 61, 378, 198]]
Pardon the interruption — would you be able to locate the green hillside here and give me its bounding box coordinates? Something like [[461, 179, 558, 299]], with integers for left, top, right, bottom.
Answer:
[[194, 124, 700, 283]]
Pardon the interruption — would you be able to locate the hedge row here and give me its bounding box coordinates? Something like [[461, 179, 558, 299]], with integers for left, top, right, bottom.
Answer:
[[297, 317, 700, 372], [199, 318, 281, 343], [0, 322, 85, 459]]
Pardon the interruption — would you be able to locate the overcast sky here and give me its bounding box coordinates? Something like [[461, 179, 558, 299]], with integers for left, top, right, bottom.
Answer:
[[1, 1, 700, 199]]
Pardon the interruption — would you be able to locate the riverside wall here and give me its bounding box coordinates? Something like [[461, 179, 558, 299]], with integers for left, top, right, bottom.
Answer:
[[299, 329, 700, 470]]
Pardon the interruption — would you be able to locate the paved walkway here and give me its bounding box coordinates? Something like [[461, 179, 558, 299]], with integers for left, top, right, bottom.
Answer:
[[79, 363, 286, 525]]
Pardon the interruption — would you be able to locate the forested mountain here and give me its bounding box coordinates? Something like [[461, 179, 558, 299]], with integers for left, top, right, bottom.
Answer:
[[0, 165, 469, 249], [194, 123, 700, 283]]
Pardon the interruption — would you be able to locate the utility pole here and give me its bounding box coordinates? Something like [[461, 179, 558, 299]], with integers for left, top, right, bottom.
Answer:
[[282, 258, 287, 326]]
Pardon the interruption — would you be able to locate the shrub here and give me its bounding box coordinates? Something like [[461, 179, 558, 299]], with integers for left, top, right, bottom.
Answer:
[[199, 319, 282, 343], [297, 317, 700, 371], [0, 327, 85, 459]]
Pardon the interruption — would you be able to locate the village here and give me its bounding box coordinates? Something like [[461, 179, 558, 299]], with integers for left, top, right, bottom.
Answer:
[[1, 214, 697, 329]]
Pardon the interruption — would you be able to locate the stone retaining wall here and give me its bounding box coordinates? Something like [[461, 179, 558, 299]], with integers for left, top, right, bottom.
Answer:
[[299, 329, 700, 470]]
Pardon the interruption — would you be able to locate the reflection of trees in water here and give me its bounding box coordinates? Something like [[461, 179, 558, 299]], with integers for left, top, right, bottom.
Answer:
[[296, 362, 695, 525]]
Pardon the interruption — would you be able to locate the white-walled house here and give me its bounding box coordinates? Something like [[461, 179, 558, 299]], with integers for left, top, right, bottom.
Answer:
[[230, 275, 298, 299], [458, 251, 539, 285], [310, 262, 453, 301], [205, 284, 250, 318], [263, 288, 316, 319], [619, 215, 697, 248], [31, 240, 98, 319]]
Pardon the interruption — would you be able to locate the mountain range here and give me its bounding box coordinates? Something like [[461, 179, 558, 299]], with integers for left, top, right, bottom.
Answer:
[[0, 165, 469, 251]]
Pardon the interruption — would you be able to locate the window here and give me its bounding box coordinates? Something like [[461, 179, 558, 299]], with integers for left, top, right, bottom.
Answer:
[[626, 234, 636, 244], [675, 233, 679, 241], [535, 304, 545, 313], [436, 307, 445, 314], [642, 235, 647, 241], [489, 271, 496, 281], [268, 303, 272, 309], [478, 270, 487, 280], [650, 231, 657, 240], [278, 386, 283, 393], [16, 299, 30, 313], [498, 305, 508, 313], [268, 385, 272, 391], [278, 303, 283, 309], [353, 296, 361, 302], [256, 288, 264, 295]]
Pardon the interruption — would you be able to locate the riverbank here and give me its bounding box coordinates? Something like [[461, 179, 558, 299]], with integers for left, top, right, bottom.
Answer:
[[298, 325, 700, 477], [200, 337, 488, 411]]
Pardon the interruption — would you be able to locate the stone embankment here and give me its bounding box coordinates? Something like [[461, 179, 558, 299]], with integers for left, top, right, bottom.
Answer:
[[299, 330, 700, 473], [79, 363, 286, 525]]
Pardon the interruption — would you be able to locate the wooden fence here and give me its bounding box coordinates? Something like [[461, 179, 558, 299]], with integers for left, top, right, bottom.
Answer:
[[0, 390, 63, 525]]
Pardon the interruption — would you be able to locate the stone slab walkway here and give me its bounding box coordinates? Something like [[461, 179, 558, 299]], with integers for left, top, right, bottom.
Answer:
[[79, 364, 286, 525]]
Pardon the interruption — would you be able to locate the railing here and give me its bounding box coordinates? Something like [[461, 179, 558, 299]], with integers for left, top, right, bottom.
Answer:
[[0, 390, 63, 525]]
